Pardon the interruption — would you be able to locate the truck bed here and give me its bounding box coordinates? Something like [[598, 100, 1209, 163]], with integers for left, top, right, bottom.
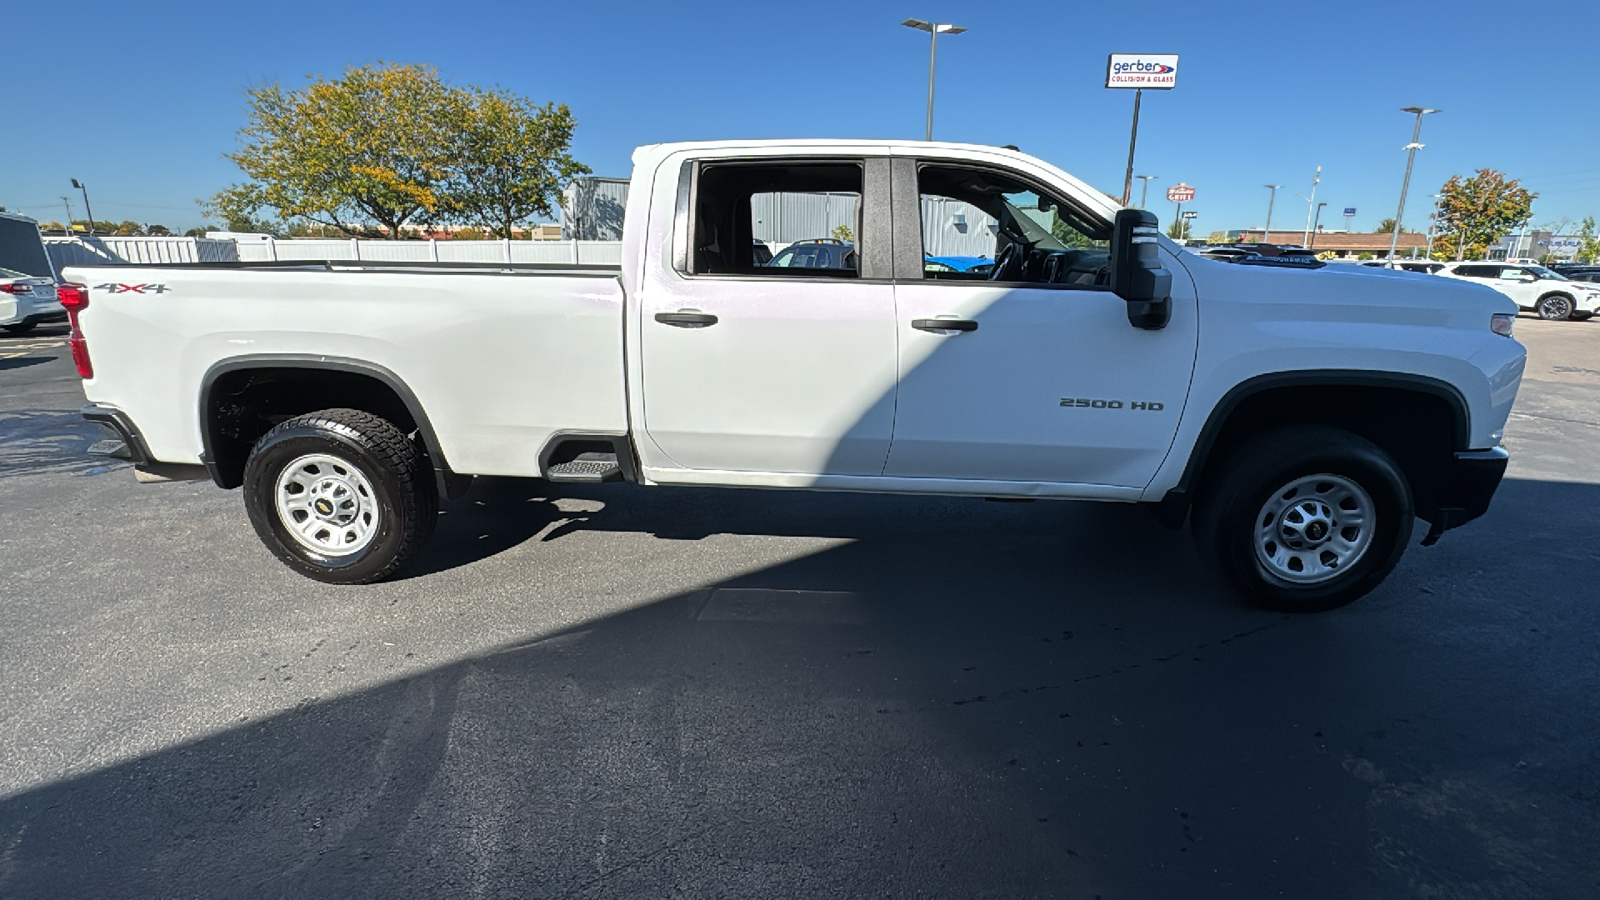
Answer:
[[63, 261, 630, 479]]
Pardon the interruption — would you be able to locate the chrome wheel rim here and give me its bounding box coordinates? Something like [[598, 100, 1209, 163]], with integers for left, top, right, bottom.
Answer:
[[1540, 296, 1570, 319], [1254, 474, 1375, 584], [274, 454, 379, 557]]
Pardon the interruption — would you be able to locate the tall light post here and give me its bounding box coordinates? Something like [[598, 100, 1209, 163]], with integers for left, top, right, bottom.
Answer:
[[1263, 184, 1282, 242], [1135, 174, 1158, 209], [1387, 106, 1440, 260], [902, 19, 967, 141], [70, 178, 97, 235], [61, 197, 75, 232], [1301, 166, 1321, 247], [1309, 202, 1327, 249]]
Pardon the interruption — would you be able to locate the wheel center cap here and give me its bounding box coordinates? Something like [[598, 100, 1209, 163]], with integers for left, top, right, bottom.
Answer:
[[1280, 501, 1337, 549], [314, 497, 335, 517]]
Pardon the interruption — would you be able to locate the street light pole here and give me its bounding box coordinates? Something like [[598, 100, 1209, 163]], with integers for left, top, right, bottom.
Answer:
[[1388, 107, 1440, 260], [1135, 175, 1158, 209], [1263, 184, 1282, 242], [902, 19, 967, 141], [1310, 202, 1327, 249], [71, 178, 97, 235], [61, 197, 74, 232], [1301, 166, 1321, 247]]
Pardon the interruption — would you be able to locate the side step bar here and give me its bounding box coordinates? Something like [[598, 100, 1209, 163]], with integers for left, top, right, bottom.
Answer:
[[546, 451, 624, 484]]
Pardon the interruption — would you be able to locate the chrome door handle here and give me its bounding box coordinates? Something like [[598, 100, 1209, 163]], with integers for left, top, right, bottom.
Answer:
[[911, 318, 978, 333]]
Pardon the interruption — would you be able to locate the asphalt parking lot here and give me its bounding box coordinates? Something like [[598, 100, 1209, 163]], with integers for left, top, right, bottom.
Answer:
[[1, 318, 1597, 898]]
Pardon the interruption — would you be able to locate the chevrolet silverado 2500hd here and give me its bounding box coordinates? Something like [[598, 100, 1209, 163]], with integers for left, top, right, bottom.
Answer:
[[63, 140, 1527, 611]]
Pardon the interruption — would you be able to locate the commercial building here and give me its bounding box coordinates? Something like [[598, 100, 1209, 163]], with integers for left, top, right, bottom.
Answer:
[[1235, 230, 1428, 259]]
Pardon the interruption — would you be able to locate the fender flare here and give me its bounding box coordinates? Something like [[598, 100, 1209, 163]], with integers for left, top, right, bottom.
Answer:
[[198, 354, 466, 498]]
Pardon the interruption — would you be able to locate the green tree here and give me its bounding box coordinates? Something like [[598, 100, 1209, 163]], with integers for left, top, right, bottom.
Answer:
[[184, 227, 211, 238], [114, 220, 144, 236], [1436, 169, 1536, 261], [146, 224, 173, 237], [1373, 218, 1416, 235], [445, 89, 589, 238], [1165, 219, 1192, 240], [1575, 216, 1599, 264], [212, 62, 458, 238]]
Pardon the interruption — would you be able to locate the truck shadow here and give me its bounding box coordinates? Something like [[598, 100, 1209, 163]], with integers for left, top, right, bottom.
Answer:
[[1, 474, 1595, 897]]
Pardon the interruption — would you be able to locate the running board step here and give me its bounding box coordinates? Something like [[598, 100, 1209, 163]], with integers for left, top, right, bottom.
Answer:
[[546, 452, 623, 484]]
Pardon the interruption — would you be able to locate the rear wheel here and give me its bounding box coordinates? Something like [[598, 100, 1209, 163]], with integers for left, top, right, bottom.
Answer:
[[2, 322, 36, 336], [1536, 293, 1574, 320], [1193, 426, 1413, 612], [242, 408, 437, 584]]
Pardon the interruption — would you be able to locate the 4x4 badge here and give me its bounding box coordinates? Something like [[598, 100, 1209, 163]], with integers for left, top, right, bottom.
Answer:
[[93, 283, 168, 294]]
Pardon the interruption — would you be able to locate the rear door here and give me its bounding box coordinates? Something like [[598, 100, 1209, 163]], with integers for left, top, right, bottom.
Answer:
[[883, 158, 1197, 490], [636, 157, 899, 477]]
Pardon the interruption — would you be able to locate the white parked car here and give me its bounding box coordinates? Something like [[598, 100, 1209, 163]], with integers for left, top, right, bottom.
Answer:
[[1435, 262, 1600, 320], [0, 266, 63, 335]]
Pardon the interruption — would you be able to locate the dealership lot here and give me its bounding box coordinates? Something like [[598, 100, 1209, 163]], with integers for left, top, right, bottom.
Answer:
[[1, 319, 1597, 897]]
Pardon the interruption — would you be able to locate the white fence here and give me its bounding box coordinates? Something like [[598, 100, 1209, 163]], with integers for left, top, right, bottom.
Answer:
[[42, 235, 624, 272], [234, 238, 623, 266], [44, 236, 239, 273]]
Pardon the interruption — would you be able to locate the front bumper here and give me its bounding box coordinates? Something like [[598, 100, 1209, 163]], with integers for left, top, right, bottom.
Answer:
[[1420, 447, 1509, 545]]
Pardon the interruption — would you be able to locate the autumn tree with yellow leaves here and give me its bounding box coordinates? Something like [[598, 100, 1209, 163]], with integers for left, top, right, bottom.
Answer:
[[207, 62, 588, 239]]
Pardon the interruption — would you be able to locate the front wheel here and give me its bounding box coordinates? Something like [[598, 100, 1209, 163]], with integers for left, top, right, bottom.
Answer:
[[242, 408, 437, 584], [1192, 426, 1413, 612], [1536, 294, 1574, 320]]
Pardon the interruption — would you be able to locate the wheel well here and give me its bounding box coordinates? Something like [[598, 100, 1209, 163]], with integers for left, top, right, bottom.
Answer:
[[1190, 383, 1462, 522], [203, 366, 425, 489]]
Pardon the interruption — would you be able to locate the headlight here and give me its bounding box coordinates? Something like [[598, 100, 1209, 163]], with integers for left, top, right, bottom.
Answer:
[[1490, 313, 1515, 337]]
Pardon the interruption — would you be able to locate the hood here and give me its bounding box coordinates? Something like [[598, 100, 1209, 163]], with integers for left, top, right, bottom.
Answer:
[[1177, 250, 1518, 322]]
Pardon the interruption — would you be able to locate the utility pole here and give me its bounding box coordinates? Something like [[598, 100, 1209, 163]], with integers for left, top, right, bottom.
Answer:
[[1388, 107, 1440, 260]]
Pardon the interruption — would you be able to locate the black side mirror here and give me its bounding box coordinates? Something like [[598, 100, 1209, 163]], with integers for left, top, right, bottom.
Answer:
[[1109, 209, 1172, 330]]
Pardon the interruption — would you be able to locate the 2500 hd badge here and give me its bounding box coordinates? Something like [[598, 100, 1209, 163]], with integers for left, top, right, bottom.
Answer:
[[1060, 397, 1165, 410]]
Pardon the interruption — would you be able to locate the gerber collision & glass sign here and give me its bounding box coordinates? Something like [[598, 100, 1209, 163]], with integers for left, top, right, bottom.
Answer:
[[1106, 54, 1179, 89]]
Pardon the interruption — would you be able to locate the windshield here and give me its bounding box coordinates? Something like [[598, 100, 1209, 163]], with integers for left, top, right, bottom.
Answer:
[[1527, 266, 1568, 281]]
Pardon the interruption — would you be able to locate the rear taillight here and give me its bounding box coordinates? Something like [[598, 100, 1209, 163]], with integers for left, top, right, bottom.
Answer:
[[58, 283, 92, 379], [0, 282, 32, 294]]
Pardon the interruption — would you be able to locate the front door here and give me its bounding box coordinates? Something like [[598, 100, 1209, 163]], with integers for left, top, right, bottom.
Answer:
[[884, 161, 1198, 489], [638, 157, 899, 477]]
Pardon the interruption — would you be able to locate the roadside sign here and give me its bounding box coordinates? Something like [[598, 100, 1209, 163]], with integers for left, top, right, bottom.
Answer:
[[1343, 208, 1356, 216], [1165, 183, 1195, 203], [1181, 211, 1198, 219], [1106, 54, 1179, 90]]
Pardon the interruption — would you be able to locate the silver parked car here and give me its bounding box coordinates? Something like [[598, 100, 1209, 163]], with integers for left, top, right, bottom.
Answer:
[[0, 267, 63, 335]]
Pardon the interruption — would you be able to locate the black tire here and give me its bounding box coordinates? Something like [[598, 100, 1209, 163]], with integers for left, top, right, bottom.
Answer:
[[2, 322, 36, 336], [1192, 425, 1413, 613], [1536, 293, 1574, 320], [242, 408, 437, 584]]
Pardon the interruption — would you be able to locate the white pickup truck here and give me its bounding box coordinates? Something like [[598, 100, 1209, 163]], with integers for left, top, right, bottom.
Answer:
[[63, 140, 1527, 612]]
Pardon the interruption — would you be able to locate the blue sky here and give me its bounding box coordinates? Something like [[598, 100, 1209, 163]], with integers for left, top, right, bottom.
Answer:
[[6, 0, 1598, 236]]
